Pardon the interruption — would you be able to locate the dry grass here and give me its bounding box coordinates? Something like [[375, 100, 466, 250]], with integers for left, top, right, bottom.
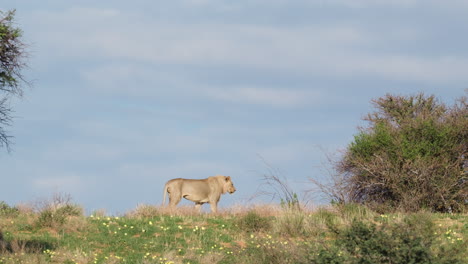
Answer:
[[14, 203, 35, 215], [1, 200, 467, 264], [45, 248, 94, 264], [126, 203, 294, 219], [219, 203, 284, 217], [60, 215, 89, 233], [91, 208, 107, 218], [126, 204, 202, 218]]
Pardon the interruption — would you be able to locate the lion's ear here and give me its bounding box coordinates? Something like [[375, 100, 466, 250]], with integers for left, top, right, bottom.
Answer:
[[225, 176, 231, 181]]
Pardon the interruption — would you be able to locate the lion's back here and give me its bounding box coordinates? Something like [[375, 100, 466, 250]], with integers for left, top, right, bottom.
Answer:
[[166, 177, 221, 197]]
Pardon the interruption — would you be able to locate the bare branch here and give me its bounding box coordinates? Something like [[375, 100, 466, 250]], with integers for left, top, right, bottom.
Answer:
[[251, 155, 302, 210]]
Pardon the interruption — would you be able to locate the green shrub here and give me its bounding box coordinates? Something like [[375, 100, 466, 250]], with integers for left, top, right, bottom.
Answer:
[[242, 245, 304, 264], [280, 193, 301, 210], [336, 203, 376, 222], [339, 93, 467, 213], [0, 201, 18, 216], [313, 220, 432, 264], [311, 213, 467, 264], [275, 210, 306, 237], [36, 204, 83, 228], [237, 211, 272, 233]]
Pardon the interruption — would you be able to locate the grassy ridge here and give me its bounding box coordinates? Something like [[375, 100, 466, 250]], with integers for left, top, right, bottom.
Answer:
[[0, 202, 467, 264]]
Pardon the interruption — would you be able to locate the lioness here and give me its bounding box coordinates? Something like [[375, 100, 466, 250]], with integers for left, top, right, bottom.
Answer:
[[163, 175, 236, 213]]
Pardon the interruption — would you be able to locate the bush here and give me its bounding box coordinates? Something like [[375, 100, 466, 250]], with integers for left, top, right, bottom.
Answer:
[[275, 210, 307, 237], [338, 93, 467, 213], [314, 220, 432, 264], [335, 203, 376, 223], [237, 211, 272, 233], [36, 204, 83, 228], [311, 213, 467, 264], [0, 201, 19, 216], [126, 204, 159, 218]]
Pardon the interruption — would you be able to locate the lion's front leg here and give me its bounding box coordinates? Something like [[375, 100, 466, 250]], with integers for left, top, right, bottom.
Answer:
[[208, 195, 221, 213], [195, 202, 203, 212], [209, 202, 218, 213]]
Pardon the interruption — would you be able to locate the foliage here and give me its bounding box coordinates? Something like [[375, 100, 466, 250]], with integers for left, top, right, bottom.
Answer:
[[312, 213, 467, 264], [0, 203, 466, 264], [280, 193, 300, 210], [34, 194, 84, 229], [0, 9, 28, 150], [0, 201, 18, 217], [36, 204, 83, 229], [236, 211, 272, 232], [338, 92, 467, 213], [274, 209, 308, 237]]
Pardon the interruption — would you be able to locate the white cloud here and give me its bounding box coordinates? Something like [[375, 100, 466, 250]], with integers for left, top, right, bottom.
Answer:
[[256, 0, 467, 9], [33, 175, 83, 192], [117, 160, 238, 180], [323, 0, 419, 8], [40, 141, 125, 163], [29, 6, 468, 85], [81, 61, 326, 108], [332, 54, 468, 83], [202, 86, 320, 108]]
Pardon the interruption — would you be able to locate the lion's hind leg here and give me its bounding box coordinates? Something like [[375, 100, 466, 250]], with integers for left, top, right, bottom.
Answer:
[[168, 190, 182, 209], [195, 202, 204, 212]]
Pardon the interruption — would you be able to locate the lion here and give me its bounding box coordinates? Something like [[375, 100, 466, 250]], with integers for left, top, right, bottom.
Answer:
[[162, 175, 236, 213]]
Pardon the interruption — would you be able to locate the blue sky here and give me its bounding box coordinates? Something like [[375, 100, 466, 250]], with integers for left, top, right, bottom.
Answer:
[[1, 0, 466, 214]]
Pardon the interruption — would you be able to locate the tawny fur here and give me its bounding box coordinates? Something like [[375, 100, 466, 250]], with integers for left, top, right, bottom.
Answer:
[[163, 175, 236, 213]]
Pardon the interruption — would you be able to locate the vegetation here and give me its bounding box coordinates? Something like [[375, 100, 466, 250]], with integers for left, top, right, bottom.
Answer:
[[334, 93, 467, 213], [0, 9, 29, 150], [0, 200, 466, 264], [1, 5, 466, 264]]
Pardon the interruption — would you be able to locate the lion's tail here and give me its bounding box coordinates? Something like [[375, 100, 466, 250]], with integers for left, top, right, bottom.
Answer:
[[162, 183, 169, 206]]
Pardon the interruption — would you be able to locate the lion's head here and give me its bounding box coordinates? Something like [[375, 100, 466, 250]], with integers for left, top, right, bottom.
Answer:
[[223, 176, 236, 194]]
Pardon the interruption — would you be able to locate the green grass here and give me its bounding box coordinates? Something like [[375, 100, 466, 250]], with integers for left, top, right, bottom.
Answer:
[[0, 203, 467, 264]]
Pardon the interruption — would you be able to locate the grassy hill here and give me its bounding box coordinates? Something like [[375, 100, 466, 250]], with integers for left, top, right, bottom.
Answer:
[[0, 201, 467, 264]]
